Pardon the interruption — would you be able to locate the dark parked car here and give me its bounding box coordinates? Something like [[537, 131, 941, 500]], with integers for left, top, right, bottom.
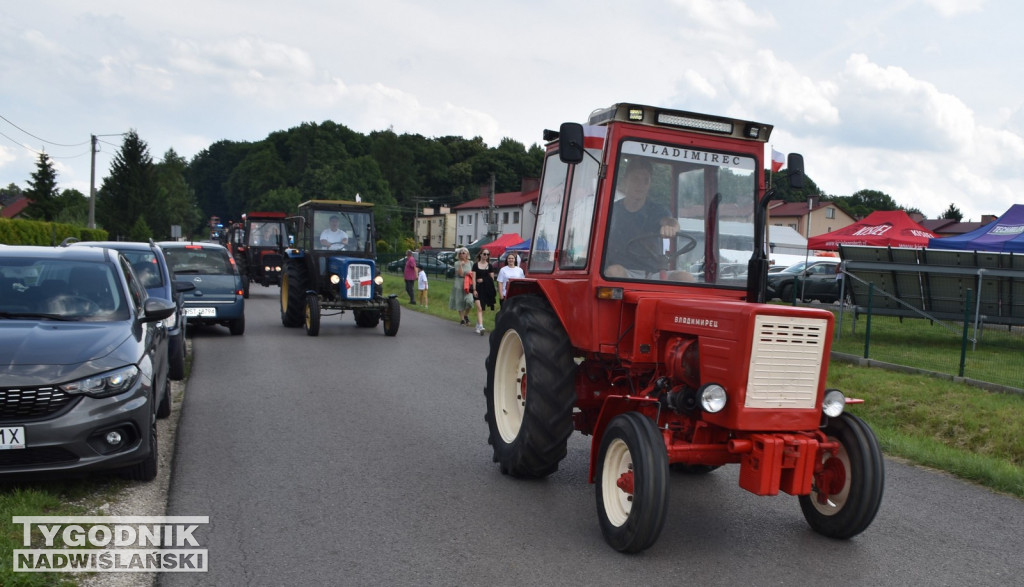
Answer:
[[0, 245, 176, 481], [69, 240, 194, 380], [159, 241, 246, 335], [766, 259, 841, 303], [387, 252, 455, 278]]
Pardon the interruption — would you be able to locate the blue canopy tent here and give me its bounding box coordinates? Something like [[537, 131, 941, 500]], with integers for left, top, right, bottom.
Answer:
[[506, 239, 531, 251], [928, 204, 1024, 252]]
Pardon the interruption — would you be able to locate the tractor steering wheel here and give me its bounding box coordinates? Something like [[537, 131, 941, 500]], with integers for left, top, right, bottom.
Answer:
[[624, 231, 698, 268]]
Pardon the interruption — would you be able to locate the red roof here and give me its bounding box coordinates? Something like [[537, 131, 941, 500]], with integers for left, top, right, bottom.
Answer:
[[807, 210, 936, 251], [453, 189, 539, 210], [1, 196, 31, 219]]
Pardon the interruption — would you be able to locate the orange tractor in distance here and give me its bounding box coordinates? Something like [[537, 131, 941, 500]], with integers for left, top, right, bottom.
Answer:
[[485, 103, 884, 553]]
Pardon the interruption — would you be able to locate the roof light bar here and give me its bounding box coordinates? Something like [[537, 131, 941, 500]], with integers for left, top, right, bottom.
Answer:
[[657, 113, 733, 134]]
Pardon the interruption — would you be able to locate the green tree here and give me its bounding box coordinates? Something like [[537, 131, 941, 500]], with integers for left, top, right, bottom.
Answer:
[[941, 203, 964, 222], [53, 188, 89, 225], [23, 152, 60, 221], [96, 130, 157, 239], [153, 149, 204, 239], [128, 216, 153, 241], [0, 182, 24, 204]]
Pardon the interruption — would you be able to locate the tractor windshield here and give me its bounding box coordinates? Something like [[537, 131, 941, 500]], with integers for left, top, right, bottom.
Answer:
[[602, 141, 758, 287], [248, 221, 285, 247], [313, 210, 374, 254]]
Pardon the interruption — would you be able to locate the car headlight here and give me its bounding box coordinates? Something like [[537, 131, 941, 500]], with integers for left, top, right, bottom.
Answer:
[[60, 365, 140, 398]]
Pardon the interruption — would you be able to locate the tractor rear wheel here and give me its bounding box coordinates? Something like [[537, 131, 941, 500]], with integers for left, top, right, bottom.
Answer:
[[596, 412, 669, 553], [382, 297, 400, 336], [799, 413, 884, 539], [484, 295, 575, 478], [304, 294, 320, 336], [354, 310, 380, 328], [281, 260, 307, 327]]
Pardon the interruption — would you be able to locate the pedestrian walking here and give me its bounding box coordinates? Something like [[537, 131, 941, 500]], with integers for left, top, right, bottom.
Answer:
[[496, 253, 525, 307], [471, 249, 496, 335], [403, 250, 417, 304], [448, 247, 474, 325], [417, 265, 429, 308]]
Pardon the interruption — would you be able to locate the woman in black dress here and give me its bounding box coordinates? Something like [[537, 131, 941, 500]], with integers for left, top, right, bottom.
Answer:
[[471, 249, 496, 334]]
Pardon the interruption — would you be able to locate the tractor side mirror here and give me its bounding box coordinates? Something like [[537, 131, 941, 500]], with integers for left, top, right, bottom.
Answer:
[[787, 153, 805, 189], [558, 123, 585, 164]]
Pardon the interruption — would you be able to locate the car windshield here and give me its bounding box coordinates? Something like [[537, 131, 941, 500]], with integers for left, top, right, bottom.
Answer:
[[0, 259, 128, 321], [163, 246, 232, 275]]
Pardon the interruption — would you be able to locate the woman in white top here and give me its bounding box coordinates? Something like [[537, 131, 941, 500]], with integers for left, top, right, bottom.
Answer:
[[496, 254, 525, 307]]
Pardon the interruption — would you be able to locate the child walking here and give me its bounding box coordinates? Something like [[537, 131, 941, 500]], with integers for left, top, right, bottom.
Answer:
[[417, 265, 429, 308]]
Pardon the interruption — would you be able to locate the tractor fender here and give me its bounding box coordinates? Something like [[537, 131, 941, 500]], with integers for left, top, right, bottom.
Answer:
[[587, 395, 662, 483]]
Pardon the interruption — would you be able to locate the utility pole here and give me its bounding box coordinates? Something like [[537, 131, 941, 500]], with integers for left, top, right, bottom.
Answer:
[[486, 173, 499, 241], [88, 134, 97, 229]]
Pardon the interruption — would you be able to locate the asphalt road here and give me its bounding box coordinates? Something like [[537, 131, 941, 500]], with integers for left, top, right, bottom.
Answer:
[[161, 287, 1024, 587]]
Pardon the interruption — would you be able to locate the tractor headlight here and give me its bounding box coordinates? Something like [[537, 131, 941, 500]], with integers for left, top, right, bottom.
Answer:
[[330, 274, 341, 285], [374, 275, 384, 285], [699, 383, 727, 413], [822, 389, 846, 418]]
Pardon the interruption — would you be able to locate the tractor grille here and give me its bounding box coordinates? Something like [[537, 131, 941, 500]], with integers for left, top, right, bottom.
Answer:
[[0, 386, 78, 422], [346, 264, 374, 299], [745, 315, 827, 409]]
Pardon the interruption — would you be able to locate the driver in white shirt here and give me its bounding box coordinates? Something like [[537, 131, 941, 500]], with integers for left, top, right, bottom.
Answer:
[[319, 215, 349, 250]]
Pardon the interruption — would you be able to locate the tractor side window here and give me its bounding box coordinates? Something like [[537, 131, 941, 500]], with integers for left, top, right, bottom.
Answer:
[[530, 153, 569, 274], [559, 147, 601, 270]]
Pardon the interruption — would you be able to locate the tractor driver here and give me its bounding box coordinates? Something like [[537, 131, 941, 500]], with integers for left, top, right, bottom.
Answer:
[[604, 158, 693, 282], [319, 215, 349, 250]]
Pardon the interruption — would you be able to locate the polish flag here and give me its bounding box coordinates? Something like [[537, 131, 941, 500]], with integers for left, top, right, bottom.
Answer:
[[771, 148, 785, 173], [583, 125, 607, 150]]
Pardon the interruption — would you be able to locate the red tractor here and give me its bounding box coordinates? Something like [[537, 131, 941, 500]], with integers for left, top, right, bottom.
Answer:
[[225, 211, 289, 298], [485, 103, 884, 553]]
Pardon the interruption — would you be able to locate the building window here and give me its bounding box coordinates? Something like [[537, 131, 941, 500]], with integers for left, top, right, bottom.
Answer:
[[459, 215, 464, 225], [468, 215, 473, 225], [513, 211, 520, 223], [502, 212, 509, 224], [788, 223, 797, 230], [826, 207, 835, 219]]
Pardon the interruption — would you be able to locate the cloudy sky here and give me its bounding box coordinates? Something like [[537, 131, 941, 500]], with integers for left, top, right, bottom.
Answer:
[[2, 0, 1022, 221]]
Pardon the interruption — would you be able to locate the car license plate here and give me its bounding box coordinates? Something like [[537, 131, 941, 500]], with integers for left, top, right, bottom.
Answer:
[[0, 427, 25, 450], [184, 307, 216, 317]]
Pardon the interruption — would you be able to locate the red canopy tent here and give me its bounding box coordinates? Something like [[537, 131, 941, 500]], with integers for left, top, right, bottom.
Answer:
[[807, 210, 936, 251], [467, 233, 524, 258]]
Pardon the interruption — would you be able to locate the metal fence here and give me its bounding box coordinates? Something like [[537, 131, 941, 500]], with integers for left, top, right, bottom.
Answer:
[[786, 285, 1024, 393]]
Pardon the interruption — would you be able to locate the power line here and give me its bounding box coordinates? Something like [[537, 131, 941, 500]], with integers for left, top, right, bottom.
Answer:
[[0, 113, 90, 148]]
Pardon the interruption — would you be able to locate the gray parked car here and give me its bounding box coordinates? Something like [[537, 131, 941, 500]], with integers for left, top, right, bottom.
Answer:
[[68, 240, 195, 380], [0, 245, 176, 481]]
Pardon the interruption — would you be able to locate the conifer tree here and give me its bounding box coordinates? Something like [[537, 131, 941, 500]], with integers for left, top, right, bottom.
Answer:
[[24, 152, 60, 221]]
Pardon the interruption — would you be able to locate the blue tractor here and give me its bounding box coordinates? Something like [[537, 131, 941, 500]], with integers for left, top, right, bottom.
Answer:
[[280, 200, 400, 336]]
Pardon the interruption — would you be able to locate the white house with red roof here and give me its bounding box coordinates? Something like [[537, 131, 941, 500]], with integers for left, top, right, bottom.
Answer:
[[452, 178, 540, 247]]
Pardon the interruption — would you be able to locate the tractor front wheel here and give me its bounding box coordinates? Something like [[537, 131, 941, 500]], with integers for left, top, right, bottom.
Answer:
[[304, 294, 321, 336], [799, 413, 885, 539], [382, 297, 400, 336], [596, 412, 669, 553], [484, 295, 575, 478], [281, 260, 307, 327]]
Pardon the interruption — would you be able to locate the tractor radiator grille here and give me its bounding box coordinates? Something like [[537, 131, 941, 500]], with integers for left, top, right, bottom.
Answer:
[[346, 264, 374, 299], [745, 315, 827, 409]]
